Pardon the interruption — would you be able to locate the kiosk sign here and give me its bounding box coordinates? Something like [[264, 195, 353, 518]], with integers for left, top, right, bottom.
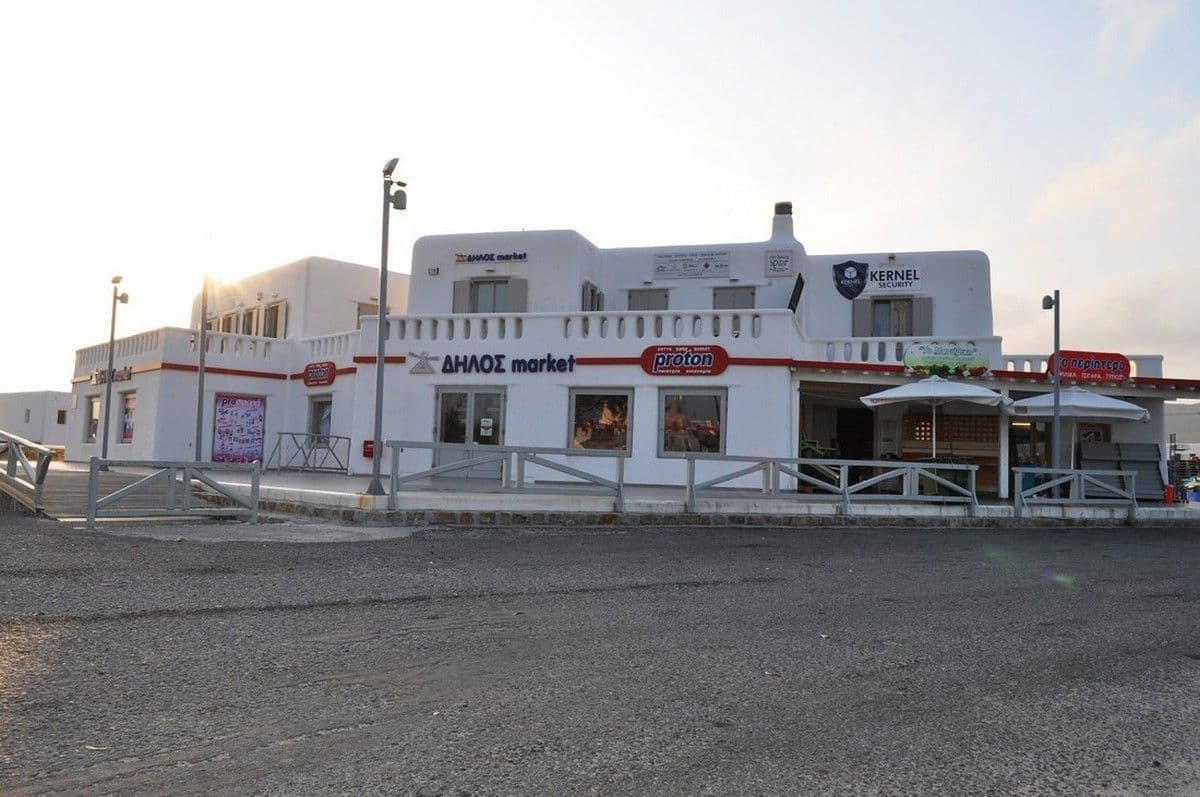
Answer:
[[302, 361, 336, 387], [903, 343, 989, 377], [640, 345, 729, 376], [1049, 350, 1130, 383]]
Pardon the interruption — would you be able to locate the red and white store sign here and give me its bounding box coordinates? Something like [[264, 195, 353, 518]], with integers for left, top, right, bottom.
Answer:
[[303, 361, 337, 387], [640, 345, 729, 376], [1048, 350, 1130, 383]]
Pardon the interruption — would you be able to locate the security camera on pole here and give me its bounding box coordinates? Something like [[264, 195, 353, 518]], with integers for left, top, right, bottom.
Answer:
[[366, 158, 407, 496]]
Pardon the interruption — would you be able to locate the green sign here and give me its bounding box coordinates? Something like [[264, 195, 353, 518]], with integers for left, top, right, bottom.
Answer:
[[902, 343, 989, 378]]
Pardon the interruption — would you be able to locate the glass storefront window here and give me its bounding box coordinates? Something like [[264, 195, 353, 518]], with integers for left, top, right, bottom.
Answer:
[[85, 396, 100, 443], [659, 390, 725, 455], [120, 393, 136, 443], [570, 390, 632, 451]]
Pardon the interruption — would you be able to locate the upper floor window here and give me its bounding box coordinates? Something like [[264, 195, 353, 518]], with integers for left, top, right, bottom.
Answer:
[[581, 282, 605, 311], [451, 278, 529, 313], [628, 289, 668, 311], [852, 297, 932, 338], [262, 302, 285, 338], [220, 314, 235, 333], [241, 309, 256, 336], [713, 287, 755, 310]]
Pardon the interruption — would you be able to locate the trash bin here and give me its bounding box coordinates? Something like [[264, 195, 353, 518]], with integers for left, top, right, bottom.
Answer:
[[1163, 484, 1176, 504]]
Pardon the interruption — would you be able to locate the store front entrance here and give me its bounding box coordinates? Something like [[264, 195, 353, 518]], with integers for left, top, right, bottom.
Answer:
[[434, 388, 506, 478]]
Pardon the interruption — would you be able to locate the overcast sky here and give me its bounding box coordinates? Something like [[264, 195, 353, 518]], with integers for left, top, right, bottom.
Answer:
[[2, 0, 1196, 392]]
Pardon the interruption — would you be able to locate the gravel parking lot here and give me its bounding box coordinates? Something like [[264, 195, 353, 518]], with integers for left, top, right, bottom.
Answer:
[[1, 512, 1198, 795]]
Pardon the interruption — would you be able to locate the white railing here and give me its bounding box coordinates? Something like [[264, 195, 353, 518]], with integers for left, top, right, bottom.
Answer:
[[0, 429, 53, 513], [806, 336, 1004, 367], [1002, 353, 1162, 379], [683, 454, 979, 515], [386, 440, 626, 510], [303, 331, 357, 358], [86, 458, 261, 529], [1013, 467, 1137, 520], [366, 309, 801, 347], [185, 330, 277, 361]]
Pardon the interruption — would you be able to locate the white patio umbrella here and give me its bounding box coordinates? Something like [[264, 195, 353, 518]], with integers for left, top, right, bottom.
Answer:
[[860, 376, 1010, 457], [1010, 387, 1149, 467]]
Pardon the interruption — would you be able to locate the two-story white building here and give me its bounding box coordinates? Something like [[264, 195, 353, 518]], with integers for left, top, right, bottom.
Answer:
[[60, 204, 1198, 498]]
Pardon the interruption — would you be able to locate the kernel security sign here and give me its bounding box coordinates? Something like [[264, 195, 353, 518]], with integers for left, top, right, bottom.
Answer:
[[640, 345, 729, 376]]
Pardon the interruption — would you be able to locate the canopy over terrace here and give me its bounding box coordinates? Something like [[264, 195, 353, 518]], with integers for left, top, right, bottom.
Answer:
[[860, 376, 1011, 458], [1011, 386, 1149, 468]]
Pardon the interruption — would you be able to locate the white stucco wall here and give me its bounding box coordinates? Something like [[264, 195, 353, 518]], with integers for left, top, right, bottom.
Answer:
[[0, 391, 70, 446]]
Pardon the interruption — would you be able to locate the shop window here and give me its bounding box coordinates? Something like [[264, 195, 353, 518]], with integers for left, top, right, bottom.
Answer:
[[569, 389, 632, 452], [659, 389, 725, 456], [120, 392, 136, 443], [628, 289, 668, 311], [581, 282, 605, 311], [262, 302, 285, 338], [309, 396, 333, 442], [56, 410, 67, 425], [85, 396, 100, 443], [852, 297, 932, 337], [712, 287, 755, 310]]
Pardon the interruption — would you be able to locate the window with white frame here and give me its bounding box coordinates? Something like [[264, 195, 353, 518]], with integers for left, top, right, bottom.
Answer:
[[309, 396, 333, 442], [628, 289, 668, 311], [712, 286, 755, 309], [659, 389, 726, 456], [471, 279, 510, 313], [569, 389, 632, 452], [581, 282, 605, 311], [262, 302, 285, 338], [85, 396, 100, 443], [120, 392, 136, 443]]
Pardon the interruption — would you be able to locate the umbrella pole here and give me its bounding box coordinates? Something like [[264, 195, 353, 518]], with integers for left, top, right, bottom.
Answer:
[[931, 404, 937, 458]]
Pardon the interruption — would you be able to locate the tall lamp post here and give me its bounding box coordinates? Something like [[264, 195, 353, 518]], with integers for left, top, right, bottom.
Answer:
[[366, 158, 407, 496], [194, 276, 210, 462], [100, 276, 130, 466], [1042, 290, 1061, 470]]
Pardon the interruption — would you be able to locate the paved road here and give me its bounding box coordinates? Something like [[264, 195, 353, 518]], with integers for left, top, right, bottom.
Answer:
[[2, 513, 1198, 795]]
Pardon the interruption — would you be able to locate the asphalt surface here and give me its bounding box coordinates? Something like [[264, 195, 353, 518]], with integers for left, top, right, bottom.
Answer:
[[1, 512, 1198, 796]]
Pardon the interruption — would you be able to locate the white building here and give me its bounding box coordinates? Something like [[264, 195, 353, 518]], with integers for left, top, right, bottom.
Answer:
[[0, 391, 71, 447], [57, 204, 1200, 498]]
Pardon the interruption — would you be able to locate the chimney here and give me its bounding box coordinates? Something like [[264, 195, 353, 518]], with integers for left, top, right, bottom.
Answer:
[[771, 201, 795, 241]]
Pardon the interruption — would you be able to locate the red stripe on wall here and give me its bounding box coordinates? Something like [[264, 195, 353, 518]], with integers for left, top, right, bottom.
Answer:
[[351, 355, 407, 365], [789, 359, 906, 373], [159, 362, 289, 380]]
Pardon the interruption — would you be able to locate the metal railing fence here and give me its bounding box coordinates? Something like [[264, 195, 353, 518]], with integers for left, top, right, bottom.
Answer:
[[386, 440, 626, 511], [684, 454, 979, 515], [266, 432, 351, 473], [0, 429, 53, 512], [1012, 467, 1137, 520], [86, 458, 260, 529]]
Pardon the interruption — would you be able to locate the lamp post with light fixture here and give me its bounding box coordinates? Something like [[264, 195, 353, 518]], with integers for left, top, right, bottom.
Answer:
[[1042, 290, 1061, 470], [366, 158, 407, 496], [100, 276, 129, 465], [194, 276, 210, 461]]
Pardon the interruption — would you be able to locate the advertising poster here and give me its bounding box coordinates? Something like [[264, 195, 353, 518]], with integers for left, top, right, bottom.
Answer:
[[213, 393, 266, 463]]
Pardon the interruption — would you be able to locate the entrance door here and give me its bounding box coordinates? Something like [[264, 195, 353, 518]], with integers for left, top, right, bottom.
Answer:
[[435, 388, 505, 478]]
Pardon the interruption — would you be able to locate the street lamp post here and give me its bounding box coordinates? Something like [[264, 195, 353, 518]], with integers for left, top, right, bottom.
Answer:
[[1042, 290, 1061, 471], [100, 276, 129, 467], [366, 158, 407, 496], [195, 276, 210, 462]]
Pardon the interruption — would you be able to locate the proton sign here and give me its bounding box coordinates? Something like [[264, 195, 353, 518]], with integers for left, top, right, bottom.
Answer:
[[640, 345, 729, 376]]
